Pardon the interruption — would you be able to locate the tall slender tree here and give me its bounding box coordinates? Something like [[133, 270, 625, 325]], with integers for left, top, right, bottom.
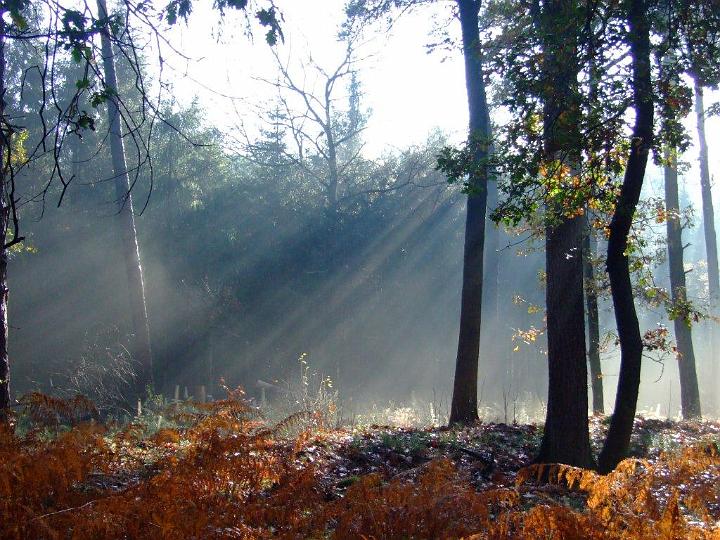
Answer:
[[693, 79, 719, 412], [98, 0, 153, 399], [664, 155, 701, 419], [584, 219, 604, 414], [448, 0, 491, 424], [0, 13, 9, 418], [597, 0, 653, 473], [342, 0, 493, 425], [0, 0, 282, 415]]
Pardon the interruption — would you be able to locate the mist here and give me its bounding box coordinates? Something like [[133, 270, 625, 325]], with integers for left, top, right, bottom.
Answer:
[[4, 0, 720, 427], [10, 139, 718, 422]]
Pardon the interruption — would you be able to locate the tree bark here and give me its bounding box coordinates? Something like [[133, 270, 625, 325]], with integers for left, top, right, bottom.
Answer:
[[664, 158, 702, 419], [538, 214, 593, 466], [584, 219, 604, 414], [482, 115, 501, 367], [449, 0, 490, 424], [484, 163, 500, 328], [97, 0, 153, 400], [693, 77, 719, 413], [0, 14, 9, 419], [534, 0, 593, 468], [597, 0, 652, 473], [694, 80, 719, 301]]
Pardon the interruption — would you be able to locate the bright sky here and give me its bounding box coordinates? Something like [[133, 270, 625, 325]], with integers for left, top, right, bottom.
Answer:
[[158, 0, 719, 201], [161, 0, 468, 156]]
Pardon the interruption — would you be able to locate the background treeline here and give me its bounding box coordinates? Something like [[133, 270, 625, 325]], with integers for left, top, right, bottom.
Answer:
[[6, 42, 557, 413], [3, 0, 718, 429]]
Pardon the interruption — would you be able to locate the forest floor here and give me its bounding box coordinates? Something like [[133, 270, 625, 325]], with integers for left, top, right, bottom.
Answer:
[[2, 392, 720, 539]]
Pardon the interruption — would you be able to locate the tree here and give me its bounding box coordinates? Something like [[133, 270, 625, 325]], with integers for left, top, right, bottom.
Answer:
[[584, 219, 604, 414], [0, 13, 9, 419], [0, 0, 158, 413], [532, 0, 593, 468], [663, 154, 701, 419], [0, 0, 285, 414], [344, 0, 494, 424], [274, 47, 364, 217], [0, 0, 91, 414], [597, 0, 653, 473], [97, 0, 153, 399], [447, 0, 491, 424], [692, 80, 719, 412], [482, 0, 594, 466]]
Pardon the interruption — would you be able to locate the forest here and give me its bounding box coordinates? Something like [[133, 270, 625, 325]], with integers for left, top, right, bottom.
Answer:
[[1, 0, 720, 537]]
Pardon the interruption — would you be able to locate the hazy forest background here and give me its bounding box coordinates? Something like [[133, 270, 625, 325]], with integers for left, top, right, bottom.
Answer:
[[5, 0, 720, 422], [2, 0, 720, 537]]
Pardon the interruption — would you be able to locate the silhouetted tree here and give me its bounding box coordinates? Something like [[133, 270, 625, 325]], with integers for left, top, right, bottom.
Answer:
[[344, 0, 498, 425], [97, 0, 153, 398], [584, 220, 604, 414], [446, 0, 491, 424], [597, 0, 653, 473], [663, 155, 701, 419], [692, 80, 719, 411], [264, 43, 367, 217], [0, 14, 9, 418]]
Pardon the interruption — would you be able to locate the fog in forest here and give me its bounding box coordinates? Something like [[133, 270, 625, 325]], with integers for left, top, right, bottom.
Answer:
[[4, 0, 720, 424]]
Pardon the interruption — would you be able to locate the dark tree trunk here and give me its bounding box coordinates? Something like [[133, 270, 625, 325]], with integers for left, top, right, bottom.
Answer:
[[583, 16, 603, 416], [0, 15, 9, 419], [664, 159, 702, 419], [98, 0, 153, 400], [584, 219, 604, 414], [534, 0, 593, 468], [694, 80, 719, 301], [482, 121, 501, 365], [538, 215, 593, 466], [483, 105, 499, 330], [694, 78, 719, 413], [484, 171, 500, 327], [597, 0, 653, 473], [449, 0, 490, 424]]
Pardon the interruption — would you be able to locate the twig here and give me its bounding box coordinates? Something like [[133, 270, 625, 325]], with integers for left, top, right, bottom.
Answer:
[[30, 500, 96, 522]]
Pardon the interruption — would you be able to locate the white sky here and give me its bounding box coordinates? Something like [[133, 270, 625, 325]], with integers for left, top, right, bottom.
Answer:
[[157, 0, 719, 197], [160, 0, 468, 155]]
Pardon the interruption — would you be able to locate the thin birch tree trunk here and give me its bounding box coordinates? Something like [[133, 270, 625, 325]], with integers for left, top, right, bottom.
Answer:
[[97, 0, 153, 400]]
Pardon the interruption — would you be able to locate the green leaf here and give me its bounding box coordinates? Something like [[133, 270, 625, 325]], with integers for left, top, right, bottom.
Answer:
[[71, 48, 83, 64], [9, 9, 28, 30]]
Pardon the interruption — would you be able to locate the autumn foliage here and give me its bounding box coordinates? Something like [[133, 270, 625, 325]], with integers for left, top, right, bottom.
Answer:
[[2, 392, 719, 539]]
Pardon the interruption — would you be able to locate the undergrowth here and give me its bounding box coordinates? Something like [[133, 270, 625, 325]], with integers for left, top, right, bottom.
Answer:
[[2, 391, 719, 539]]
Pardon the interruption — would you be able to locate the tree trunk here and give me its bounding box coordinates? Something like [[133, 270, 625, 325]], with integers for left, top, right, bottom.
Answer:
[[597, 0, 652, 473], [97, 0, 153, 400], [534, 0, 593, 468], [484, 165, 500, 328], [694, 80, 719, 301], [664, 158, 702, 419], [324, 124, 340, 215], [449, 0, 490, 424], [538, 214, 594, 466], [694, 77, 719, 413], [0, 15, 9, 419], [482, 119, 501, 367], [584, 218, 604, 414]]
